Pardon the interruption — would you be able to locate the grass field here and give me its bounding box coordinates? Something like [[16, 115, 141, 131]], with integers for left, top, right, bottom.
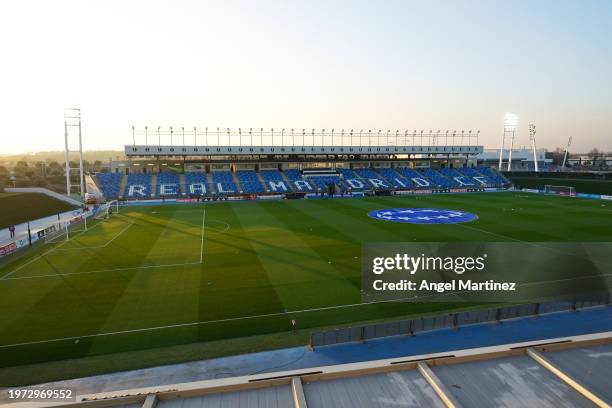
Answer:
[[0, 192, 77, 229], [1, 192, 611, 382]]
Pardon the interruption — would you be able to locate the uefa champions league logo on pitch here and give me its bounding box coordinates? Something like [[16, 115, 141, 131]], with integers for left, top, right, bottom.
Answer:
[[368, 208, 478, 224]]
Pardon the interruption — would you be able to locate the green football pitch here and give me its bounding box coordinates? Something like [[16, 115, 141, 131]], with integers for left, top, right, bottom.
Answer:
[[1, 192, 611, 370]]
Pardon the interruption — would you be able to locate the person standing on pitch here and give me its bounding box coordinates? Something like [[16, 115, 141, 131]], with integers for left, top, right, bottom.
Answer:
[[291, 319, 297, 334], [9, 225, 15, 238]]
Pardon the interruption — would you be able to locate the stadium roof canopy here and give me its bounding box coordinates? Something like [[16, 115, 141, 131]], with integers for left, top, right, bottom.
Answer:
[[125, 144, 484, 157], [124, 128, 483, 158], [18, 331, 610, 408]]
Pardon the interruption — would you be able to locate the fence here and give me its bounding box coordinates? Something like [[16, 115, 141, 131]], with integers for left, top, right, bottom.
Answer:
[[0, 208, 94, 259], [309, 295, 610, 348]]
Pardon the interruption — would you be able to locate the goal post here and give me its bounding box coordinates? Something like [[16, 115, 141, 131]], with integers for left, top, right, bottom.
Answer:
[[94, 200, 119, 220], [544, 185, 576, 197], [44, 214, 88, 244]]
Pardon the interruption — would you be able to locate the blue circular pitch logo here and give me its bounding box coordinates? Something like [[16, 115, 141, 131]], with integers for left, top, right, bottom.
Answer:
[[368, 208, 478, 224]]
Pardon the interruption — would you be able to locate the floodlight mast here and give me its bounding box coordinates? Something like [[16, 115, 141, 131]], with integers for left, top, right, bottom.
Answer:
[[529, 124, 539, 172], [63, 107, 85, 200], [562, 136, 572, 169], [500, 113, 517, 171], [507, 130, 514, 172]]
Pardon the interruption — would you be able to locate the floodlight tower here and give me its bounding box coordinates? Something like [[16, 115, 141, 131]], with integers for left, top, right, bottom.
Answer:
[[529, 124, 539, 172], [63, 107, 85, 199], [562, 136, 572, 169], [500, 113, 518, 171]]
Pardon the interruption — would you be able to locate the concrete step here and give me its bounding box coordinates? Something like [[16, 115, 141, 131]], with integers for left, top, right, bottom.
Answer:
[[150, 174, 158, 197], [179, 173, 187, 195], [256, 172, 269, 192], [232, 172, 244, 193], [206, 172, 215, 193], [279, 170, 295, 191], [118, 175, 128, 199]]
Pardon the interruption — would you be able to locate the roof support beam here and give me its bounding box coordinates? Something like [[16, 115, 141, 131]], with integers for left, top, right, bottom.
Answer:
[[417, 362, 463, 408], [291, 377, 308, 408], [142, 394, 158, 408], [527, 348, 610, 407]]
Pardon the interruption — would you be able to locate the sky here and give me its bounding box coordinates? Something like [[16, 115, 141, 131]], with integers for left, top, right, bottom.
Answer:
[[0, 0, 611, 154]]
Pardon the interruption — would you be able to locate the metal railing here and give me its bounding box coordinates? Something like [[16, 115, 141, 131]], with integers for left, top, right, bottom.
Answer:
[[309, 295, 610, 348]]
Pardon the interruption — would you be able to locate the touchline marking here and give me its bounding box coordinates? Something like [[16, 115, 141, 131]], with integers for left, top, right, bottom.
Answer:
[[0, 261, 202, 282], [0, 299, 418, 348], [199, 207, 206, 263], [1, 272, 611, 349]]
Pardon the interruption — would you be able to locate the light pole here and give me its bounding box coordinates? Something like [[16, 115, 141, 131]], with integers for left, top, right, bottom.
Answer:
[[157, 126, 161, 147], [145, 126, 148, 146], [181, 127, 185, 146], [529, 124, 539, 172], [194, 127, 197, 145], [131, 125, 135, 146], [250, 128, 253, 146], [291, 128, 294, 146], [562, 136, 572, 169], [501, 113, 517, 170]]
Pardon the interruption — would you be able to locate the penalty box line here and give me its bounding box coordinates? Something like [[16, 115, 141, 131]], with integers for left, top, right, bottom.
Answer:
[[53, 220, 135, 251], [0, 219, 107, 281]]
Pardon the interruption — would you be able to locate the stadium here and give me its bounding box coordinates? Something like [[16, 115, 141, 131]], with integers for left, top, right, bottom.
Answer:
[[1, 1, 612, 406], [1, 118, 611, 407]]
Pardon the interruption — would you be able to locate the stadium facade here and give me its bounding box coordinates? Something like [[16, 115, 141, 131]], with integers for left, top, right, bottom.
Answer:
[[91, 130, 516, 201]]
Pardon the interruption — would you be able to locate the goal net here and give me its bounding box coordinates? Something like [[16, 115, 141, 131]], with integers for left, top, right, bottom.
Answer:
[[544, 185, 576, 197], [44, 213, 88, 244], [94, 200, 119, 220]]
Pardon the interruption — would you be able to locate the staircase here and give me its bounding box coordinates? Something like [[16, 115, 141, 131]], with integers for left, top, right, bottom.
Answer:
[[206, 172, 215, 193], [279, 170, 295, 191], [118, 175, 128, 199], [150, 174, 158, 197], [232, 172, 244, 193], [256, 172, 270, 192], [179, 173, 186, 196]]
